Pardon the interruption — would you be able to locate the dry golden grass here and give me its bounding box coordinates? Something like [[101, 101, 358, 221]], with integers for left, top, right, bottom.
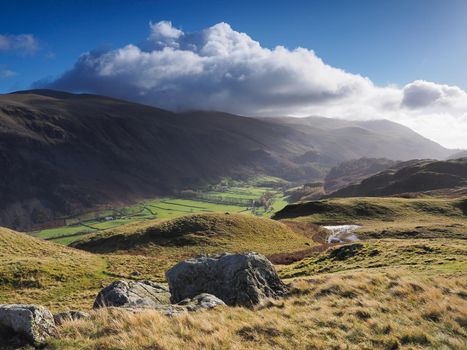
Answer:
[[278, 238, 467, 279], [0, 214, 320, 309], [47, 270, 467, 350], [0, 228, 111, 311], [72, 213, 316, 256], [277, 196, 467, 240], [71, 213, 319, 282]]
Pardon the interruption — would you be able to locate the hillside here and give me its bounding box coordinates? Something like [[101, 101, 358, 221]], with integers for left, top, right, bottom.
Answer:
[[71, 213, 316, 257], [448, 150, 467, 159], [264, 116, 453, 162], [0, 213, 320, 309], [324, 158, 397, 193], [0, 90, 454, 230], [273, 196, 467, 242], [327, 158, 467, 198], [0, 226, 108, 310]]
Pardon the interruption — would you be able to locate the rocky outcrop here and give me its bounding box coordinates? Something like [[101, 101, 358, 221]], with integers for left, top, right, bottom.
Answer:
[[166, 252, 288, 307], [0, 304, 56, 346], [101, 293, 224, 316], [93, 280, 171, 309], [53, 310, 91, 325]]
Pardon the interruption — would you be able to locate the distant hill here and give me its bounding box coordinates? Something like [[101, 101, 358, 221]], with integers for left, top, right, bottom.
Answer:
[[448, 150, 467, 159], [263, 116, 453, 162], [0, 90, 454, 229], [326, 158, 467, 198], [324, 158, 397, 193]]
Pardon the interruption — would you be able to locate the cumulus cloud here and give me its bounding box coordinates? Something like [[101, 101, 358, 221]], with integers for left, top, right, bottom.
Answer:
[[0, 34, 39, 54], [42, 21, 467, 149]]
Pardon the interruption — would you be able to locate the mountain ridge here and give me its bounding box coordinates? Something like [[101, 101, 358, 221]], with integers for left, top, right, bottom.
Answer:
[[0, 89, 455, 229]]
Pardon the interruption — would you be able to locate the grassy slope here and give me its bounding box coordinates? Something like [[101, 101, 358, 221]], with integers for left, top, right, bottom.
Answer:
[[278, 238, 467, 279], [70, 213, 316, 281], [0, 227, 108, 311], [49, 269, 466, 350], [0, 214, 317, 310], [46, 218, 467, 349], [3, 194, 467, 348], [274, 196, 467, 240]]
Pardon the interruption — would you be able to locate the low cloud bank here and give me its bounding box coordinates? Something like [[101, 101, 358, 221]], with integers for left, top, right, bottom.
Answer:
[[42, 21, 467, 149]]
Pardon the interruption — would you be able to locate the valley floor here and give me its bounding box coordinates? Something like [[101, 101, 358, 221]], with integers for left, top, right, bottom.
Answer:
[[29, 183, 288, 245]]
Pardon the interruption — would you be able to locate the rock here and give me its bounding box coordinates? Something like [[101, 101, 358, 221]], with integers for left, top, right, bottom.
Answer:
[[105, 294, 224, 316], [93, 280, 171, 309], [178, 293, 226, 311], [166, 252, 288, 307], [53, 310, 91, 325], [0, 304, 56, 346]]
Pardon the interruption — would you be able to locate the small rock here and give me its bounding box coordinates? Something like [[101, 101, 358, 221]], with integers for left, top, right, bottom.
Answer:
[[178, 293, 226, 311], [53, 310, 91, 325], [94, 280, 171, 309], [0, 304, 56, 346], [166, 252, 288, 307]]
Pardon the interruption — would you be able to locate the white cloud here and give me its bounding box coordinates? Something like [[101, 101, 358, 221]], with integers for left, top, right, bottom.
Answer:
[[44, 21, 467, 149], [0, 34, 39, 54], [149, 20, 183, 45], [0, 66, 16, 78]]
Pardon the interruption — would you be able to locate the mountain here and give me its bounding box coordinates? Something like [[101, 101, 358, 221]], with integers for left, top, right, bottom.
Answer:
[[262, 116, 453, 162], [324, 157, 397, 193], [0, 90, 454, 229], [326, 158, 467, 198]]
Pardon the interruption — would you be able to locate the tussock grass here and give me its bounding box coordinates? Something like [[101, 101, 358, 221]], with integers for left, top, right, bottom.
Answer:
[[279, 238, 467, 279], [47, 271, 467, 350]]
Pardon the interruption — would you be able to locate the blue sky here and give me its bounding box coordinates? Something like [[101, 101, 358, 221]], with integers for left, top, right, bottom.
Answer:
[[1, 0, 467, 148], [1, 0, 466, 92]]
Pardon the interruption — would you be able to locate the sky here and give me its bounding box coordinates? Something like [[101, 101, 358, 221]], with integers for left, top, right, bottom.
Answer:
[[1, 0, 466, 149]]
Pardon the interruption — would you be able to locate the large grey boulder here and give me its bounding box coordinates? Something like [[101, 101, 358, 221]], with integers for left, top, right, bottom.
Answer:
[[166, 252, 288, 307], [0, 304, 56, 346], [93, 280, 171, 309]]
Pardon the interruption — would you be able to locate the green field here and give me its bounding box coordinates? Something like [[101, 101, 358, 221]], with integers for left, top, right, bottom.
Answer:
[[30, 184, 289, 245]]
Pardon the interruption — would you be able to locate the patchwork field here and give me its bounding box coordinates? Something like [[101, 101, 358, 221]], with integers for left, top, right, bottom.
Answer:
[[30, 184, 288, 245]]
